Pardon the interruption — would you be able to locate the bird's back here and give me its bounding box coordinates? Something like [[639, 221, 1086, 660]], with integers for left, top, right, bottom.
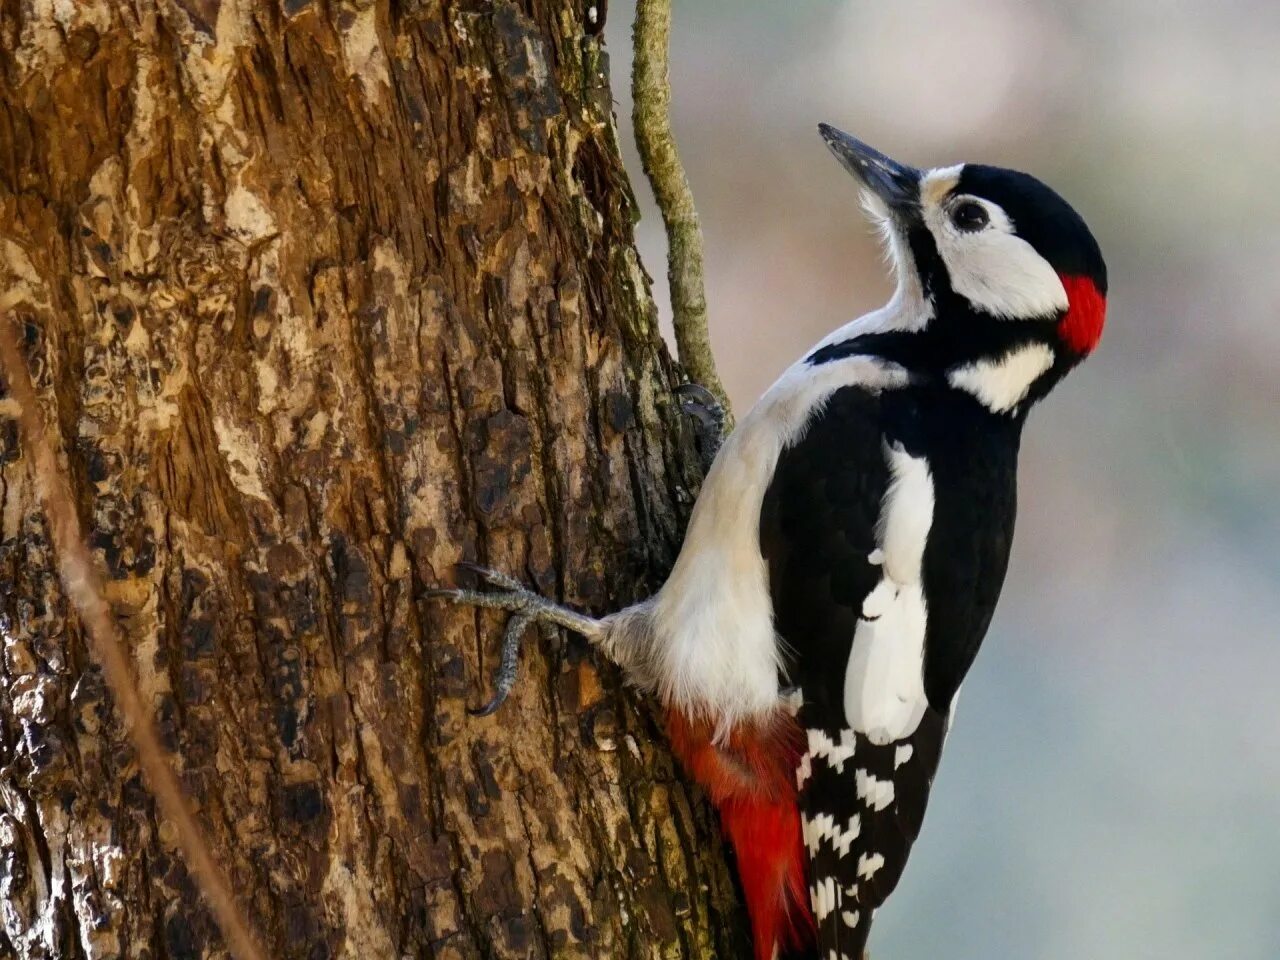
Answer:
[[760, 378, 1023, 958]]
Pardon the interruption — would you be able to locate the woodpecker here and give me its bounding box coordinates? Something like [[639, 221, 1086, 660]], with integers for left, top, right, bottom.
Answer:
[[430, 125, 1107, 960]]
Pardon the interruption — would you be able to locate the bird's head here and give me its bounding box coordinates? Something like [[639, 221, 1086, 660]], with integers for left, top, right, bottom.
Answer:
[[818, 123, 1107, 412]]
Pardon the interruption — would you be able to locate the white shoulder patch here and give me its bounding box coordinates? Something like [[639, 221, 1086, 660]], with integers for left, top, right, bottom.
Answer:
[[843, 443, 934, 743], [877, 444, 935, 584], [948, 342, 1055, 413]]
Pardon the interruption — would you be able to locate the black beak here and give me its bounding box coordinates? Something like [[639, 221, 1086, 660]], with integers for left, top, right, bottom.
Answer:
[[818, 124, 920, 214]]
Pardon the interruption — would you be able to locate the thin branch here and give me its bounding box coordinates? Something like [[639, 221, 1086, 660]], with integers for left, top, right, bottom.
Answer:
[[0, 313, 268, 960], [632, 0, 733, 424]]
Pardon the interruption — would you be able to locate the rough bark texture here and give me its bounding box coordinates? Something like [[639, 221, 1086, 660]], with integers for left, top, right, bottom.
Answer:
[[0, 2, 747, 958]]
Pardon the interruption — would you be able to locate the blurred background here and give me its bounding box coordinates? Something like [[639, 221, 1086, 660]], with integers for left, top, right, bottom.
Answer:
[[607, 1, 1280, 957]]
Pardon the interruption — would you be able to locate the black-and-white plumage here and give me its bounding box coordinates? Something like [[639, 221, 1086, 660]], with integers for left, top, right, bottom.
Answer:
[[763, 379, 1020, 954], [432, 124, 1108, 960]]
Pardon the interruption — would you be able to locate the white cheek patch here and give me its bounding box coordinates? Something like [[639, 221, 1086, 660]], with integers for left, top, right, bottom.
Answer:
[[922, 179, 1069, 321], [948, 342, 1056, 413], [946, 232, 1068, 319]]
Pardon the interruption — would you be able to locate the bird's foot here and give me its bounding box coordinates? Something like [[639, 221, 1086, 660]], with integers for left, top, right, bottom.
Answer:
[[425, 563, 602, 716], [675, 382, 728, 468]]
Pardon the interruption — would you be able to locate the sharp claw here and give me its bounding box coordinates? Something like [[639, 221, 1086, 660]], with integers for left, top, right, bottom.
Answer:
[[454, 560, 495, 583], [675, 382, 727, 472], [426, 571, 580, 718], [466, 609, 532, 718], [421, 587, 461, 601], [454, 562, 526, 592], [675, 382, 725, 429], [468, 691, 509, 717], [674, 382, 717, 407]]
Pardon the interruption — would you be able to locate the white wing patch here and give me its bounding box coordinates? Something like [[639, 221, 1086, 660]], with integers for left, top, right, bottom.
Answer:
[[857, 852, 886, 880], [843, 443, 934, 743], [948, 342, 1056, 413], [808, 728, 857, 772], [855, 768, 895, 812], [810, 876, 840, 922], [803, 811, 863, 858]]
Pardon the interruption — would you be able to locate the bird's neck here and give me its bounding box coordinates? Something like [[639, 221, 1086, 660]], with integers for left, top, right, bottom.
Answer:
[[810, 300, 1069, 417]]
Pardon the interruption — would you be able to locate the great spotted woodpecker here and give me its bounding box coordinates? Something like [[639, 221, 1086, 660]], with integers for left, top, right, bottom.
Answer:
[[430, 125, 1107, 960]]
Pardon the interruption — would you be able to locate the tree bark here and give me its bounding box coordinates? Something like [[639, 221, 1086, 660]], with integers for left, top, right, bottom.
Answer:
[[0, 2, 746, 958]]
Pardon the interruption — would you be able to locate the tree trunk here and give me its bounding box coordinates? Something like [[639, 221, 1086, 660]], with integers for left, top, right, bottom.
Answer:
[[0, 2, 746, 957]]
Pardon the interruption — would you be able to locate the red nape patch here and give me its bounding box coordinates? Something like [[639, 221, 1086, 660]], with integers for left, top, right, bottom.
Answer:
[[1058, 274, 1107, 355], [665, 710, 815, 960]]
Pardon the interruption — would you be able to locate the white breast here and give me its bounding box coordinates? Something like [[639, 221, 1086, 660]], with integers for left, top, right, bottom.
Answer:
[[843, 442, 935, 743], [650, 354, 911, 733]]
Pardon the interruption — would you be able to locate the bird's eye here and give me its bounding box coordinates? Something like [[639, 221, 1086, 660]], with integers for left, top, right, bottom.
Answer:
[[951, 201, 989, 232]]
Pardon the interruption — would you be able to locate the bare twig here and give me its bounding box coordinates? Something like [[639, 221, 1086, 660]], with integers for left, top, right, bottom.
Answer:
[[0, 313, 268, 960], [632, 0, 733, 424]]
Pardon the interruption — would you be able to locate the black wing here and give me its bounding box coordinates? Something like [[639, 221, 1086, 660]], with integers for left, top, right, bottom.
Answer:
[[760, 385, 949, 960]]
